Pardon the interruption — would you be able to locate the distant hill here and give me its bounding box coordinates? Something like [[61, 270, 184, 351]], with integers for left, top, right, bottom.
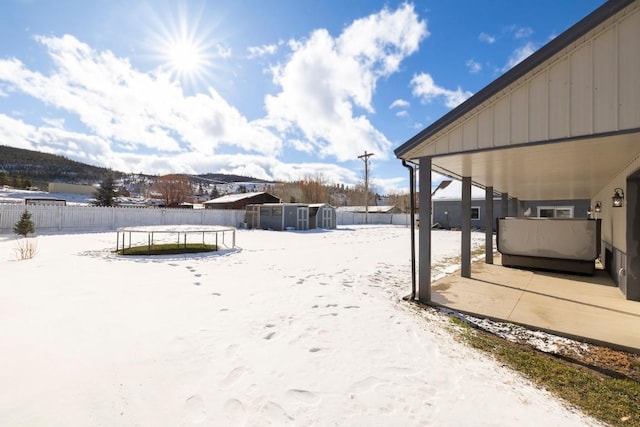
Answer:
[[0, 145, 269, 184], [193, 173, 272, 184], [0, 145, 114, 184]]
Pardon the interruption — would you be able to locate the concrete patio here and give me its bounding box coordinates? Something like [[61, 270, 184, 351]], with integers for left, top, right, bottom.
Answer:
[[430, 255, 640, 354]]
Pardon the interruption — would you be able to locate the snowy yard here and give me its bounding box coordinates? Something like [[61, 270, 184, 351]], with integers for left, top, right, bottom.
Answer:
[[0, 226, 601, 426]]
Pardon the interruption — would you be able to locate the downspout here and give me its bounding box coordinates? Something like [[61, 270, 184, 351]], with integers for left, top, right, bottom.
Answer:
[[402, 160, 416, 300]]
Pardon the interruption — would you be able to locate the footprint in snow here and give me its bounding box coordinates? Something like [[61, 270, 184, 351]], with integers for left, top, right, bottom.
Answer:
[[286, 389, 321, 405], [224, 399, 247, 425], [183, 394, 206, 423]]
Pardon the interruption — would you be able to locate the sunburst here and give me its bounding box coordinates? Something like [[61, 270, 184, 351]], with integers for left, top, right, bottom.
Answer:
[[145, 3, 222, 91]]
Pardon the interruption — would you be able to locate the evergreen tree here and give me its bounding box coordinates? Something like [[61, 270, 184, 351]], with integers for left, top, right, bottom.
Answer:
[[93, 172, 119, 206], [13, 210, 35, 237]]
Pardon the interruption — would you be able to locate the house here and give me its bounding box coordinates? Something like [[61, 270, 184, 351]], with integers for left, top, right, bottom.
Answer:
[[203, 192, 280, 210], [245, 203, 337, 231], [395, 0, 640, 302], [431, 180, 590, 230], [47, 182, 96, 195]]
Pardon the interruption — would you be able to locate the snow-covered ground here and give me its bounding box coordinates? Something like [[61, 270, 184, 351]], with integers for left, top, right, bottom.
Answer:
[[0, 226, 602, 426]]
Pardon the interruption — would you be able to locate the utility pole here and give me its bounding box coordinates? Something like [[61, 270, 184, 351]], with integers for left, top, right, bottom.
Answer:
[[357, 151, 374, 224]]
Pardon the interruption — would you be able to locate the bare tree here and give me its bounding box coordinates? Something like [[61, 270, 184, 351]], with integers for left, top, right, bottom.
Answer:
[[385, 191, 412, 213], [153, 174, 193, 206], [299, 174, 329, 203]]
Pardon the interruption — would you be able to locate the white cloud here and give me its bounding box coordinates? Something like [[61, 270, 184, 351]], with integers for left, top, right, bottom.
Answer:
[[0, 35, 282, 157], [247, 43, 279, 58], [389, 99, 409, 109], [0, 4, 430, 187], [410, 73, 472, 109], [503, 41, 537, 70], [264, 3, 428, 161], [214, 44, 232, 58], [465, 59, 481, 74], [479, 32, 496, 44], [288, 138, 314, 153], [508, 25, 533, 39], [0, 112, 364, 185], [395, 110, 408, 117]]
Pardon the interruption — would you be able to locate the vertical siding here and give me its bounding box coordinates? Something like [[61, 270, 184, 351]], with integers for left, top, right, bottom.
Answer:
[[462, 117, 478, 151], [435, 137, 449, 155], [528, 71, 549, 142], [448, 126, 463, 152], [593, 27, 618, 133], [548, 58, 570, 139], [569, 43, 593, 136], [618, 8, 640, 129], [410, 2, 639, 157], [477, 107, 493, 149], [493, 97, 510, 146], [510, 84, 529, 144]]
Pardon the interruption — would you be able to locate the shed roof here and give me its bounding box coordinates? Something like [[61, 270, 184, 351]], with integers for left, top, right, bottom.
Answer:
[[204, 192, 269, 204]]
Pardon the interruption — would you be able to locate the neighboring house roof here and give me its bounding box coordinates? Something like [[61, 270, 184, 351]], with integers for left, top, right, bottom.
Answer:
[[204, 192, 269, 204], [432, 180, 487, 201]]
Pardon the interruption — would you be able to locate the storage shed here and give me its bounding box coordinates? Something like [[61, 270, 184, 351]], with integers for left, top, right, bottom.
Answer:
[[308, 203, 337, 229], [203, 192, 280, 210], [245, 203, 336, 231]]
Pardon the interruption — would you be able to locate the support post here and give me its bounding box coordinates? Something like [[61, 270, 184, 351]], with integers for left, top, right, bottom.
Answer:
[[501, 192, 509, 217], [418, 158, 432, 303], [461, 177, 472, 278], [485, 186, 494, 264], [511, 197, 519, 217]]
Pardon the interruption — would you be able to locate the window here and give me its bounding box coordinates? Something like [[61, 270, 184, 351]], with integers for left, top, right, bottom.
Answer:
[[471, 206, 480, 220], [555, 207, 573, 218], [537, 206, 574, 218]]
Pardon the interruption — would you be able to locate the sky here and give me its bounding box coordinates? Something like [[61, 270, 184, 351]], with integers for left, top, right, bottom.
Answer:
[[0, 0, 606, 194], [0, 224, 603, 425]]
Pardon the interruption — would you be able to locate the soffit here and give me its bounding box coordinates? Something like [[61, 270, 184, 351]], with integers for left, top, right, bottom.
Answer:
[[431, 132, 640, 200]]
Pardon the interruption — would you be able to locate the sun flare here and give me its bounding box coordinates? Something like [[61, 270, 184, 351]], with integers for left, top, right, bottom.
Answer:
[[166, 39, 204, 75], [146, 4, 222, 90]]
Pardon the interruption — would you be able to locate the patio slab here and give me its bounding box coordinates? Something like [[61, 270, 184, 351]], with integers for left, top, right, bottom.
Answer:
[[430, 255, 640, 353]]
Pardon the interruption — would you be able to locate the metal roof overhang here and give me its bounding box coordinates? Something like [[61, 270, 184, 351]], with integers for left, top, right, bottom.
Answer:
[[394, 0, 640, 201], [406, 130, 640, 200]]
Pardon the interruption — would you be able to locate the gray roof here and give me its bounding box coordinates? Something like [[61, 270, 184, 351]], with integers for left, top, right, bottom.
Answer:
[[203, 192, 267, 204]]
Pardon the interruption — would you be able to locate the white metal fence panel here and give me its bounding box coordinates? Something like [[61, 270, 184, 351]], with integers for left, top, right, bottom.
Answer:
[[0, 204, 245, 234], [1, 204, 416, 233], [335, 212, 414, 226]]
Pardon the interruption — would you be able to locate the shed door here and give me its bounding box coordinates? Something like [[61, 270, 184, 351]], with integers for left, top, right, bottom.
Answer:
[[321, 208, 333, 228], [297, 207, 309, 230]]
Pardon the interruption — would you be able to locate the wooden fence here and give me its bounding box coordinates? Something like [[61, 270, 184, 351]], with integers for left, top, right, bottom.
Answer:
[[0, 204, 417, 234]]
